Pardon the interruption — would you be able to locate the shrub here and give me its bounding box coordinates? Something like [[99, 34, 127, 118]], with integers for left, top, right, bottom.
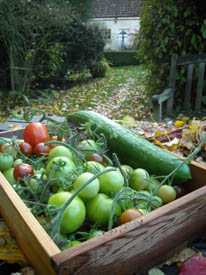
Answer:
[[136, 0, 206, 97], [0, 0, 105, 95], [61, 22, 105, 74], [104, 50, 140, 67]]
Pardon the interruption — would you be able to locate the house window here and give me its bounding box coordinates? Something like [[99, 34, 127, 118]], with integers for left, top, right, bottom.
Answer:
[[103, 29, 111, 40]]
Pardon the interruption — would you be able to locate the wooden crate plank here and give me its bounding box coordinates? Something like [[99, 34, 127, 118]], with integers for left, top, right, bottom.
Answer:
[[0, 173, 60, 274], [51, 184, 206, 274], [0, 115, 65, 132]]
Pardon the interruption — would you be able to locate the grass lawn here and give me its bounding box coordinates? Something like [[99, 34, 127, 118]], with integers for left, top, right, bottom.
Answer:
[[0, 65, 152, 122]]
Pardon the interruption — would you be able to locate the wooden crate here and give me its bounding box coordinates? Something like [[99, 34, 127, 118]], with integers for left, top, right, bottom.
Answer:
[[0, 129, 206, 274]]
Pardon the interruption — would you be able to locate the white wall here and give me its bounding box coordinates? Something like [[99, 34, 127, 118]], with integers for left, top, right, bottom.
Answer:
[[90, 17, 140, 50]]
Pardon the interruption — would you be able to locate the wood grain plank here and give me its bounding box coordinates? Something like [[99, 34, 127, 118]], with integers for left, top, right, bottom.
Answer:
[[177, 53, 206, 65], [52, 185, 206, 274], [0, 173, 60, 274]]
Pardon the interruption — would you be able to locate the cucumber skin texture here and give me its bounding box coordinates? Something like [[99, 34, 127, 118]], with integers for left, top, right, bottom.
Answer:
[[67, 110, 191, 183]]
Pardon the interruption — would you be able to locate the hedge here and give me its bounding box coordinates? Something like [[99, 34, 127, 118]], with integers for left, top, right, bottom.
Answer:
[[104, 50, 140, 67]]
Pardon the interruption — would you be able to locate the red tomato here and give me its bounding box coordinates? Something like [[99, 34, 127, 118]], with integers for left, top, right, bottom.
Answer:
[[119, 208, 143, 225], [33, 143, 51, 157], [13, 163, 34, 180], [87, 153, 104, 165], [23, 122, 50, 148], [19, 142, 33, 156]]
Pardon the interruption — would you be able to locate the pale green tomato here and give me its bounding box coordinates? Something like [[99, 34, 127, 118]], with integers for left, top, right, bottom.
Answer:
[[48, 146, 73, 161], [0, 153, 14, 172], [3, 168, 17, 185], [30, 173, 47, 194], [129, 168, 149, 191], [48, 191, 86, 234], [78, 139, 99, 158], [158, 185, 176, 204], [120, 164, 134, 177], [85, 161, 105, 174], [86, 193, 121, 225], [13, 158, 23, 166], [145, 177, 161, 194], [73, 172, 99, 201], [99, 167, 124, 193], [46, 156, 75, 179]]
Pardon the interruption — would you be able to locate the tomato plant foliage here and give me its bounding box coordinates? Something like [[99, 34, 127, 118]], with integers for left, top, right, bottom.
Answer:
[[0, 113, 193, 251]]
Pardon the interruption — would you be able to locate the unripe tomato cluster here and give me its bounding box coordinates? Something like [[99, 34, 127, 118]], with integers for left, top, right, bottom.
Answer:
[[0, 121, 186, 249]]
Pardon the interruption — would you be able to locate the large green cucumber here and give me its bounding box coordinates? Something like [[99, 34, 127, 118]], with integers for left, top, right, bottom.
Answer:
[[67, 110, 191, 183]]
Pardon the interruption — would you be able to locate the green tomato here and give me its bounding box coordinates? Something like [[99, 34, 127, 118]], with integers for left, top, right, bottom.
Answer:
[[48, 191, 86, 234], [129, 168, 149, 191], [85, 161, 105, 174], [73, 172, 99, 201], [0, 153, 14, 172], [3, 168, 17, 185], [150, 195, 163, 209], [158, 185, 176, 203], [78, 139, 99, 158], [48, 146, 73, 161], [86, 193, 121, 225], [120, 164, 134, 177], [145, 177, 161, 194], [136, 190, 152, 209], [13, 158, 23, 166], [30, 173, 47, 194], [99, 167, 124, 193], [46, 156, 75, 179]]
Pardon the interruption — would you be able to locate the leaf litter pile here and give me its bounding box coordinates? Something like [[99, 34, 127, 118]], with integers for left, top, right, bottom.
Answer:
[[1, 65, 206, 274]]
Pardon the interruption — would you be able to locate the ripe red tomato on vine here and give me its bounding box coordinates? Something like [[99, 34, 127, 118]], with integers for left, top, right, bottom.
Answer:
[[23, 122, 50, 148]]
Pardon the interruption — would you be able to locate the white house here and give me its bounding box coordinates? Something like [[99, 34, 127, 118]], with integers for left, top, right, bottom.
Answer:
[[90, 0, 142, 50]]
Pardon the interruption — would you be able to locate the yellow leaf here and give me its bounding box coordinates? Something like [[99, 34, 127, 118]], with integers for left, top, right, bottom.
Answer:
[[174, 120, 184, 127], [164, 137, 179, 151], [121, 116, 136, 127], [154, 139, 166, 149]]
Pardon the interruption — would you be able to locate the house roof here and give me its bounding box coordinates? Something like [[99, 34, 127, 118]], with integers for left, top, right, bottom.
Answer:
[[91, 0, 142, 18]]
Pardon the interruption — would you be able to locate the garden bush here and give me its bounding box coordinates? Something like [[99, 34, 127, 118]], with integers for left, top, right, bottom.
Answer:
[[136, 0, 206, 100], [0, 0, 105, 96], [104, 50, 140, 67]]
